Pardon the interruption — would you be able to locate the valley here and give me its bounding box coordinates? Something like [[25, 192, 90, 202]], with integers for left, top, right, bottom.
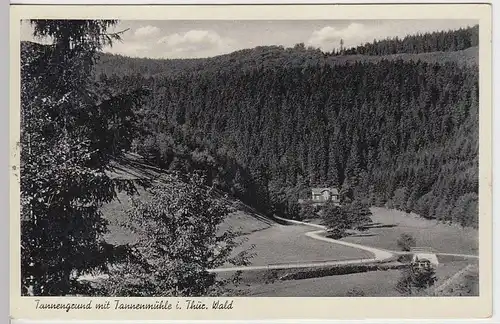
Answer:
[[97, 154, 479, 297], [20, 20, 482, 298]]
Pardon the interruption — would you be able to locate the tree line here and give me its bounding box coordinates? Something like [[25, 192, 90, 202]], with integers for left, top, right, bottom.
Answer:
[[334, 25, 478, 56]]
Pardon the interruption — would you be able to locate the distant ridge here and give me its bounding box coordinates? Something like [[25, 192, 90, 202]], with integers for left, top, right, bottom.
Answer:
[[93, 46, 477, 79], [91, 24, 478, 77]]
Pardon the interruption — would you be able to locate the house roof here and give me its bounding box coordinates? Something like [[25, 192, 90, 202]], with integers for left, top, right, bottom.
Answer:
[[311, 188, 339, 195], [413, 253, 439, 265]]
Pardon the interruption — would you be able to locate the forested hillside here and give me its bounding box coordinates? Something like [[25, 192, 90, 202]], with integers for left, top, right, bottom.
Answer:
[[90, 25, 479, 228]]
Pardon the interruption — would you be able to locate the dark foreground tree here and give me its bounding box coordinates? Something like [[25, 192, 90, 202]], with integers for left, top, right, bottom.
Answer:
[[102, 173, 251, 296], [20, 20, 146, 295]]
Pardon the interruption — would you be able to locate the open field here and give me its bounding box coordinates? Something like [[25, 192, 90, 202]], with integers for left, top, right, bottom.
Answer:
[[237, 269, 402, 297], [225, 223, 373, 268], [341, 207, 478, 255]]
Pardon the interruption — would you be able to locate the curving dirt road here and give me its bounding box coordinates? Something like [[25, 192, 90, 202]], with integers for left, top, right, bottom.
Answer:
[[210, 215, 478, 273], [275, 216, 394, 261], [209, 216, 395, 273], [305, 230, 394, 260]]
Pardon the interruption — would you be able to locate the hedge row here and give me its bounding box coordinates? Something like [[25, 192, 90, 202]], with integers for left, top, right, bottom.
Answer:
[[278, 262, 407, 281]]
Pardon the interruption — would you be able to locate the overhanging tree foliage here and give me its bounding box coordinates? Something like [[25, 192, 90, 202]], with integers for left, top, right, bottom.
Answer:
[[20, 20, 147, 296]]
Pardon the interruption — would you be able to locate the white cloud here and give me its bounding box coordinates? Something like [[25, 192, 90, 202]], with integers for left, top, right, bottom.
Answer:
[[157, 29, 230, 55], [307, 23, 373, 51], [103, 29, 236, 59], [134, 25, 160, 38]]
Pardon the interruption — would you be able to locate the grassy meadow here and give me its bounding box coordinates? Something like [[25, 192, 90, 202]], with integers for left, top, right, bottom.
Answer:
[[340, 207, 478, 255]]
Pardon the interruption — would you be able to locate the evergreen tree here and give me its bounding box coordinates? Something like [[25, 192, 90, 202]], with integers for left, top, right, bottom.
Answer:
[[21, 20, 146, 296], [103, 174, 250, 296]]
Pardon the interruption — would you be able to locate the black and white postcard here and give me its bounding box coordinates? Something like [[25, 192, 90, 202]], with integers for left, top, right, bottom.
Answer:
[[9, 3, 493, 321]]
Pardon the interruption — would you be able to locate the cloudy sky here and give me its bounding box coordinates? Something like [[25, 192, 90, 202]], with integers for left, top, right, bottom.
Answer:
[[20, 19, 477, 59]]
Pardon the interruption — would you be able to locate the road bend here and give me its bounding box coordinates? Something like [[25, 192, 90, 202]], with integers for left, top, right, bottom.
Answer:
[[79, 215, 479, 279]]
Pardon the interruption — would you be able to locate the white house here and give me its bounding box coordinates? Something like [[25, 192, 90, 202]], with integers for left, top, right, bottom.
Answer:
[[410, 247, 439, 269], [310, 187, 340, 205]]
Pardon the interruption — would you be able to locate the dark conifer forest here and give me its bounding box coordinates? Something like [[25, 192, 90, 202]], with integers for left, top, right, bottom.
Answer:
[[336, 25, 479, 55], [85, 25, 478, 228]]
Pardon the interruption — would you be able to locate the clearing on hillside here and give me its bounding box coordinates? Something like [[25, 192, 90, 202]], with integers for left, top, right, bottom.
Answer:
[[101, 154, 274, 245], [341, 207, 478, 256]]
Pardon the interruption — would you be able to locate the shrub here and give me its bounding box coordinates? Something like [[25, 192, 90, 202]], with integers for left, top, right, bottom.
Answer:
[[346, 288, 366, 297], [397, 233, 416, 252], [327, 227, 346, 239], [395, 266, 437, 296], [264, 270, 279, 284]]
